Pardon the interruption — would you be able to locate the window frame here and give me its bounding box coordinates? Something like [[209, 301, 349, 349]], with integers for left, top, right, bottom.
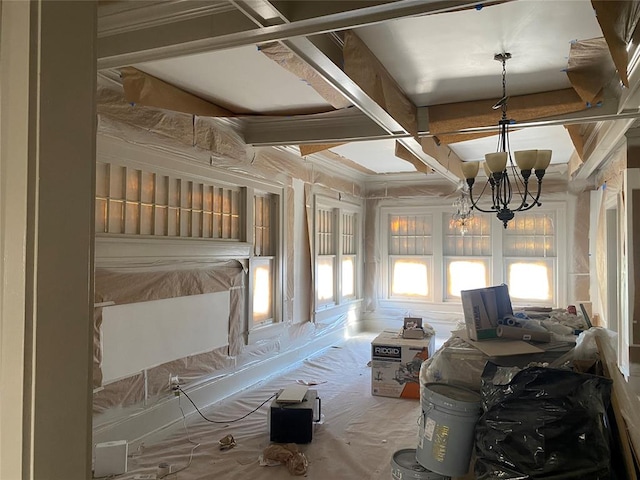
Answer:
[[247, 187, 284, 332], [381, 205, 439, 303], [313, 195, 362, 313], [380, 201, 566, 308]]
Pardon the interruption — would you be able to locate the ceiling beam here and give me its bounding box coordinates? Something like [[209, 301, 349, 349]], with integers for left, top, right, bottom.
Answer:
[[244, 109, 395, 146], [244, 101, 640, 146], [97, 0, 501, 69]]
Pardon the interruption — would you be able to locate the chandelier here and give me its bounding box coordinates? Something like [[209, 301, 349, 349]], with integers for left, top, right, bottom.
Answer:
[[460, 53, 552, 228], [451, 188, 474, 235]]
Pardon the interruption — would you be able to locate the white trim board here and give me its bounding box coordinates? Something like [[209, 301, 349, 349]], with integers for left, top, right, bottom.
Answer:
[[101, 292, 230, 383]]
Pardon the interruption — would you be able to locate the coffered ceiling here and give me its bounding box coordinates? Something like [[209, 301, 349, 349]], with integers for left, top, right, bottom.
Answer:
[[97, 0, 640, 185]]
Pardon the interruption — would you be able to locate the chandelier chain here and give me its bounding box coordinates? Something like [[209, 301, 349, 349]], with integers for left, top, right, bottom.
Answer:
[[501, 55, 507, 120]]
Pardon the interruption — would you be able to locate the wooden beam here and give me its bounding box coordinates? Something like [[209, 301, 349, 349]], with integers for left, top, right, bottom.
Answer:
[[428, 88, 587, 135], [420, 137, 464, 180], [343, 30, 418, 137], [395, 141, 433, 174]]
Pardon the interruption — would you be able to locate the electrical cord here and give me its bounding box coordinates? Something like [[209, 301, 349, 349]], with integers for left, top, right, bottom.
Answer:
[[158, 398, 200, 479], [177, 386, 277, 424]]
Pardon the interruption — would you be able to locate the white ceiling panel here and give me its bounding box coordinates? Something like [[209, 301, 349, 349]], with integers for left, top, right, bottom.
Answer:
[[449, 125, 575, 164], [355, 1, 603, 106], [330, 139, 417, 174], [135, 45, 333, 115]]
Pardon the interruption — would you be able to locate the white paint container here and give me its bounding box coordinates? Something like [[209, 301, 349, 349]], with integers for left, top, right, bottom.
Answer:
[[391, 449, 449, 480], [417, 383, 481, 477]]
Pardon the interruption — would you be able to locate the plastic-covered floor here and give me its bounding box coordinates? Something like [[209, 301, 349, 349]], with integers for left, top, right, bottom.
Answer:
[[118, 332, 427, 480]]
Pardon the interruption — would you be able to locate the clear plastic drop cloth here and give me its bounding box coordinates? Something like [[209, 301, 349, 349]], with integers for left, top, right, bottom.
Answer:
[[111, 333, 427, 480]]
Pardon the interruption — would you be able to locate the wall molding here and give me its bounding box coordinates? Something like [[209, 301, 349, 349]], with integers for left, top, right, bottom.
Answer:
[[95, 235, 251, 268]]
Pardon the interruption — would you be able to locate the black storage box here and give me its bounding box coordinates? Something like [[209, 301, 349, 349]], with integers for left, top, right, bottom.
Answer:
[[269, 389, 320, 444]]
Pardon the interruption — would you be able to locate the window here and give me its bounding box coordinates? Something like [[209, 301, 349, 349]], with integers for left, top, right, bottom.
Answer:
[[382, 205, 562, 306], [316, 206, 336, 307], [388, 213, 432, 300], [503, 213, 556, 303], [314, 197, 361, 310], [250, 192, 279, 326], [443, 215, 491, 299], [341, 212, 357, 299], [96, 162, 240, 238]]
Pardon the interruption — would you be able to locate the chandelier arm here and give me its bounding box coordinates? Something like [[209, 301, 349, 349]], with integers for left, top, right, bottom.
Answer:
[[506, 157, 534, 211], [518, 179, 543, 211], [467, 180, 495, 213]]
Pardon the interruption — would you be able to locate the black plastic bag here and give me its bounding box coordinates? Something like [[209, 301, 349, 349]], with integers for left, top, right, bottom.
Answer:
[[475, 362, 612, 480]]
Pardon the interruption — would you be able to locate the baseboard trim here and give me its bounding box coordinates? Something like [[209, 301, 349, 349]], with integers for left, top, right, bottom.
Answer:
[[93, 326, 346, 450]]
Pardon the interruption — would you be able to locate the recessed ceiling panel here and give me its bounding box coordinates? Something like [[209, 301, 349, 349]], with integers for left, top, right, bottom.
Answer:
[[355, 1, 603, 106], [331, 139, 417, 173], [448, 125, 575, 164], [135, 45, 333, 115]]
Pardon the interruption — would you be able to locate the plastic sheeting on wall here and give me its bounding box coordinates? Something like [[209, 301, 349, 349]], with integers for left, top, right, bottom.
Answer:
[[93, 261, 244, 389]]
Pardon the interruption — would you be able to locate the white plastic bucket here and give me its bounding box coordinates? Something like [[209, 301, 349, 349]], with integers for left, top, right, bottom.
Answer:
[[391, 449, 448, 480], [416, 383, 481, 477]]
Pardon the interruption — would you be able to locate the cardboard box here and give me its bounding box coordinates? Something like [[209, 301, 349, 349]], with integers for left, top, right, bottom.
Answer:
[[461, 285, 513, 341], [402, 317, 426, 339], [371, 330, 435, 398]]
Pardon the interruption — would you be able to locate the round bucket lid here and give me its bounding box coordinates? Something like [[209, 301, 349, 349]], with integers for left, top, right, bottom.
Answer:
[[392, 449, 446, 479], [392, 449, 427, 472], [423, 383, 481, 412]]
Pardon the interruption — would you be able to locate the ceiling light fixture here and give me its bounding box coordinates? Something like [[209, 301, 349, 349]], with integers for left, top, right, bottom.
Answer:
[[460, 53, 552, 228], [451, 187, 474, 236]]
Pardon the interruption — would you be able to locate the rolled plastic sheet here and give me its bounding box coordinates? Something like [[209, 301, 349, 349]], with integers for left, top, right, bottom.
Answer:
[[496, 325, 551, 343]]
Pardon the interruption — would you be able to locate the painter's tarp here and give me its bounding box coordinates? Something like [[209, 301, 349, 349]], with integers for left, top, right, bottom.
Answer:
[[475, 362, 612, 480]]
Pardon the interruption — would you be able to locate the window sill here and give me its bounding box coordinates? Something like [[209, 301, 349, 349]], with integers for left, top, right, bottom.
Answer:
[[247, 322, 286, 345], [314, 299, 363, 323]]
